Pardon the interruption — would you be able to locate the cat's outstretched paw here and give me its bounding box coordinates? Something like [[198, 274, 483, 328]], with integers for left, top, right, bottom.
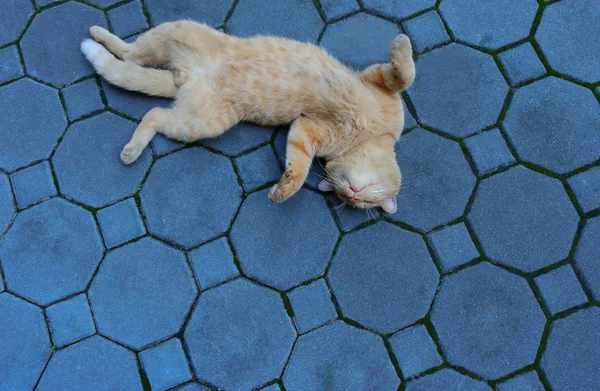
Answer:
[[120, 143, 143, 165], [81, 39, 111, 69], [89, 26, 111, 43], [391, 34, 413, 59], [268, 171, 300, 203]]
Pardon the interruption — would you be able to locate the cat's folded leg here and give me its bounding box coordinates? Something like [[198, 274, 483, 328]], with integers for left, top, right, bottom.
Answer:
[[120, 107, 174, 165], [268, 117, 323, 203]]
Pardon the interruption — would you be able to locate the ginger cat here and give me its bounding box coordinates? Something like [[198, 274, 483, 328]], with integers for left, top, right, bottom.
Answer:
[[81, 21, 415, 213]]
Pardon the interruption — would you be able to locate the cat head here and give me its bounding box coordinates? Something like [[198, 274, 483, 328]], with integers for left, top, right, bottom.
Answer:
[[320, 138, 400, 214]]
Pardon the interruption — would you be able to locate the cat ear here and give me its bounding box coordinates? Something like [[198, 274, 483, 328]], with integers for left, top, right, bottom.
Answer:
[[381, 198, 397, 214], [318, 179, 334, 192]]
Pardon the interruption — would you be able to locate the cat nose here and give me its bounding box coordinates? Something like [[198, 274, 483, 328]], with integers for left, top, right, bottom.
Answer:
[[349, 185, 362, 193]]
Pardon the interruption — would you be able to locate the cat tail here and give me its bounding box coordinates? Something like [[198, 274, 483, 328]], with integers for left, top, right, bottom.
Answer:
[[80, 39, 177, 98], [361, 34, 415, 94]]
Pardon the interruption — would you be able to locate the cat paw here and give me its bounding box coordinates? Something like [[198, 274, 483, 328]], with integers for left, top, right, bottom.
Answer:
[[268, 172, 299, 203], [120, 143, 143, 165], [173, 69, 189, 87], [391, 34, 413, 59], [89, 26, 110, 42]]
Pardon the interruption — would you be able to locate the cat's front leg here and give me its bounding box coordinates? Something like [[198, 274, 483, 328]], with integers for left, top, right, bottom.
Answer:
[[269, 117, 323, 203]]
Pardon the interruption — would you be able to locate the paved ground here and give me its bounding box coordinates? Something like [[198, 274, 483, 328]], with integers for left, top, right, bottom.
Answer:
[[0, 0, 599, 390]]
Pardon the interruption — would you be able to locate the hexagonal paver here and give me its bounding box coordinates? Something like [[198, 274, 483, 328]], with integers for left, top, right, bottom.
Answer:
[[102, 80, 172, 121], [440, 0, 538, 50], [184, 279, 296, 390], [0, 173, 14, 236], [402, 11, 450, 53], [503, 77, 600, 174], [53, 112, 152, 208], [575, 216, 600, 300], [409, 44, 508, 138], [146, 0, 233, 26], [0, 198, 103, 305], [107, 0, 148, 38], [362, 0, 436, 20], [229, 0, 323, 42], [542, 307, 600, 391], [0, 45, 24, 83], [0, 79, 66, 171], [231, 189, 337, 290], [536, 0, 600, 83], [329, 223, 438, 334], [21, 2, 107, 87], [431, 263, 545, 379], [89, 238, 197, 350], [37, 336, 142, 391], [0, 0, 33, 46], [283, 321, 398, 391], [320, 13, 400, 70], [469, 166, 579, 272], [0, 293, 51, 390], [393, 128, 476, 231], [406, 368, 492, 391], [141, 147, 241, 248], [202, 122, 274, 157]]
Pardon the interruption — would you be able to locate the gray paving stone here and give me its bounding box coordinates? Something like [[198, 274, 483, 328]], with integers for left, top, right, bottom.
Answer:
[[89, 238, 197, 349], [97, 198, 146, 248], [46, 294, 96, 347], [327, 194, 379, 232], [188, 237, 239, 290], [235, 145, 281, 192], [10, 161, 57, 208], [140, 338, 192, 391], [362, 0, 435, 20], [504, 77, 600, 174], [0, 78, 66, 171], [389, 324, 442, 378], [21, 2, 107, 87], [498, 42, 546, 85], [427, 222, 479, 272], [62, 78, 104, 121], [288, 279, 337, 333], [329, 222, 438, 333], [184, 279, 296, 390], [496, 371, 544, 391], [107, 0, 148, 38], [231, 189, 337, 290], [0, 173, 15, 236], [101, 79, 172, 120], [431, 263, 545, 379], [141, 148, 241, 248], [229, 0, 323, 42], [408, 44, 508, 137], [0, 293, 51, 391], [469, 166, 578, 272], [464, 128, 516, 175], [283, 321, 399, 391], [176, 384, 211, 391], [403, 11, 450, 52], [87, 0, 123, 7], [568, 166, 600, 213], [0, 276, 3, 292], [0, 46, 23, 83], [393, 128, 476, 231], [53, 112, 152, 208], [542, 307, 600, 391], [575, 217, 600, 300], [0, 198, 103, 305], [536, 0, 600, 83], [36, 0, 62, 7], [403, 100, 418, 129], [535, 265, 588, 315], [151, 134, 185, 156], [320, 0, 360, 20], [145, 0, 233, 26], [440, 0, 538, 50], [37, 336, 142, 391], [260, 385, 281, 391], [320, 13, 400, 70], [0, 0, 33, 46], [406, 368, 492, 391], [203, 122, 274, 157]]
